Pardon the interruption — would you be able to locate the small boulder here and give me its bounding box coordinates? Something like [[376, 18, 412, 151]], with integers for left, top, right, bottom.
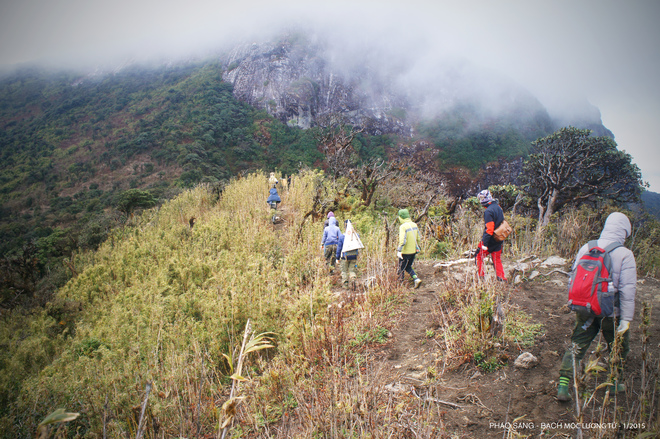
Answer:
[[541, 256, 567, 267], [384, 382, 408, 393], [547, 279, 565, 287], [514, 352, 539, 369], [514, 262, 532, 271]]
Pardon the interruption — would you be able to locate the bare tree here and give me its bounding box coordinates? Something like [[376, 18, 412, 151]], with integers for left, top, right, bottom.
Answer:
[[349, 158, 406, 207], [379, 169, 447, 243], [315, 114, 364, 178], [296, 170, 339, 240], [382, 168, 445, 216]]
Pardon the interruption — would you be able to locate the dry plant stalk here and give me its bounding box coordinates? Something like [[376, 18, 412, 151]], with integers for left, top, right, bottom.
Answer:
[[135, 380, 152, 439], [219, 318, 274, 439]]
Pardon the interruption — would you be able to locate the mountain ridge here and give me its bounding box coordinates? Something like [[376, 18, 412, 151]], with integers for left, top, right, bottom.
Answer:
[[0, 33, 626, 269]]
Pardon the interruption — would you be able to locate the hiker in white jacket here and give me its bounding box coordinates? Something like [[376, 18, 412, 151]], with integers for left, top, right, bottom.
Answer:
[[557, 212, 637, 401]]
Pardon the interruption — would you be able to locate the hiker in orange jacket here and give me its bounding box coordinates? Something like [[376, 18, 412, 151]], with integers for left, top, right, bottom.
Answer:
[[476, 189, 507, 281]]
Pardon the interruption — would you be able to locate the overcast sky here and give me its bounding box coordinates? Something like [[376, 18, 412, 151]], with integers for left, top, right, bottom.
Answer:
[[1, 0, 659, 192]]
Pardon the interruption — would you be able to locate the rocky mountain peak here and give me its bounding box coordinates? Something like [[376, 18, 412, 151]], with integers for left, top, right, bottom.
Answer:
[[218, 32, 613, 145], [220, 36, 413, 135]]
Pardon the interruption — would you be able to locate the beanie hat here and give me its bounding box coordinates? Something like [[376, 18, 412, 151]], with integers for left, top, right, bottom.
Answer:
[[327, 211, 335, 218], [477, 189, 493, 205], [398, 209, 410, 219]]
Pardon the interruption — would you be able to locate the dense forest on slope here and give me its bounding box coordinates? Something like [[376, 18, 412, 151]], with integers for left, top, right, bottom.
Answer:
[[642, 190, 660, 218], [0, 63, 331, 307], [0, 63, 320, 250], [0, 62, 404, 255], [416, 101, 554, 170]]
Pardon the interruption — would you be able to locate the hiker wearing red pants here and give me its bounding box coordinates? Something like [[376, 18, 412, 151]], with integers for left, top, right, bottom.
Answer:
[[476, 189, 507, 281]]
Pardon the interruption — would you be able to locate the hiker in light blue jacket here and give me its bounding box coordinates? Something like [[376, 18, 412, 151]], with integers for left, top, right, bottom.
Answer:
[[557, 212, 637, 401], [321, 217, 342, 271]]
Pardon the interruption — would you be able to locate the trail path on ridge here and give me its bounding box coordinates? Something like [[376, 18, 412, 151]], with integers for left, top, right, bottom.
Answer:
[[362, 261, 660, 438], [274, 194, 659, 437]]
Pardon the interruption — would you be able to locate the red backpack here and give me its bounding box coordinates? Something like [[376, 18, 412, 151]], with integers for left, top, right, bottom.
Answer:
[[567, 241, 622, 317]]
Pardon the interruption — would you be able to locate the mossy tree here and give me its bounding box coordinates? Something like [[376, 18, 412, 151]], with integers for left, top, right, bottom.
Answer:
[[522, 126, 644, 226], [115, 189, 156, 218]]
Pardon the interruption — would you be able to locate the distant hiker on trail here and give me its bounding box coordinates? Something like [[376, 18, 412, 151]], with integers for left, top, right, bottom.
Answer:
[[337, 219, 364, 289], [476, 189, 507, 282], [321, 215, 342, 272], [266, 185, 281, 209], [268, 172, 278, 188], [556, 212, 637, 402], [397, 209, 422, 289]]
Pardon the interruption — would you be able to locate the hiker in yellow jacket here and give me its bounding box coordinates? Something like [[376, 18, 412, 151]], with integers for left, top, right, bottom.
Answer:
[[397, 209, 422, 288]]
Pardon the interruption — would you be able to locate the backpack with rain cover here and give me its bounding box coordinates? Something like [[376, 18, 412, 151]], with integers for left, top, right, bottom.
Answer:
[[567, 240, 622, 317]]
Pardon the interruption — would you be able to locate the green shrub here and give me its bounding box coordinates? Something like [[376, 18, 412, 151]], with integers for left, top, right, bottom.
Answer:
[[430, 240, 452, 259]]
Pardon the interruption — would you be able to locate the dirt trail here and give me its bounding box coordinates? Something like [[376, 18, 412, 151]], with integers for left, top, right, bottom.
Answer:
[[369, 261, 660, 438], [275, 201, 659, 437]]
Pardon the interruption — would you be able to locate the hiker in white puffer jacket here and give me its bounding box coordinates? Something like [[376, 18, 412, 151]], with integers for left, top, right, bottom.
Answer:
[[557, 212, 637, 401]]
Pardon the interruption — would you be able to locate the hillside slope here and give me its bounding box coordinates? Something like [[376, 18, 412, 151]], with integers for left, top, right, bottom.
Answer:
[[1, 172, 331, 435], [642, 190, 660, 219], [2, 170, 658, 437]]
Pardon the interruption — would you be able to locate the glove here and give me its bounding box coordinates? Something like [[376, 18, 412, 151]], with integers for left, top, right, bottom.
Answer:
[[480, 243, 488, 252], [617, 320, 630, 334], [397, 251, 403, 259]]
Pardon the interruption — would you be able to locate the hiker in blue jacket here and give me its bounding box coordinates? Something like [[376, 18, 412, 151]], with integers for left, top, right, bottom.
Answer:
[[266, 185, 281, 209], [556, 212, 637, 401], [321, 216, 342, 271]]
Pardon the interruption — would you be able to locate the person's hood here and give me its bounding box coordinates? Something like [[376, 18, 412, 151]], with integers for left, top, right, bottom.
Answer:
[[600, 212, 631, 244], [328, 217, 337, 226]]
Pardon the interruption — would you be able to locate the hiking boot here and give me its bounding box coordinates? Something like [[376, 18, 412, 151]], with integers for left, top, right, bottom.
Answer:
[[557, 385, 571, 402], [414, 278, 422, 289], [607, 382, 626, 393]]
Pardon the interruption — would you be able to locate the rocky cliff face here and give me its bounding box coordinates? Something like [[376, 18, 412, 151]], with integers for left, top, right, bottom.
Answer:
[[220, 36, 413, 136], [219, 33, 611, 142]]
